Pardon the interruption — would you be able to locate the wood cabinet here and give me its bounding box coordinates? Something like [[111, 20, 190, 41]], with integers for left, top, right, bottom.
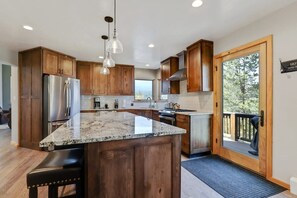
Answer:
[[121, 66, 135, 95], [108, 67, 122, 95], [93, 63, 108, 95], [85, 135, 181, 198], [77, 61, 134, 96], [19, 48, 43, 150], [161, 57, 180, 94], [152, 110, 160, 121], [176, 114, 212, 157], [19, 47, 77, 150], [77, 61, 94, 95], [186, 40, 213, 92], [43, 49, 76, 78]]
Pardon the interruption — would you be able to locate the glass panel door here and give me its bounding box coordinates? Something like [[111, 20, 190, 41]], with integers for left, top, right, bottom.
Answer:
[[222, 52, 260, 159]]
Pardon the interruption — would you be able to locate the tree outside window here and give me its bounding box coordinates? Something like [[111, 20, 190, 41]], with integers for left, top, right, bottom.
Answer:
[[135, 80, 153, 100]]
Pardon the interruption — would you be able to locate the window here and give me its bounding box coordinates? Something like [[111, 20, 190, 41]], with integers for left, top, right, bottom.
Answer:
[[135, 80, 153, 100]]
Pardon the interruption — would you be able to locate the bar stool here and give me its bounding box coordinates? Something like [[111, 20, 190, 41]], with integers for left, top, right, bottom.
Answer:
[[27, 148, 84, 198]]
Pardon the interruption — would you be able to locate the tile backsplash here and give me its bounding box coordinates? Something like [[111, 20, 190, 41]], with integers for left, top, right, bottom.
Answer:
[[81, 95, 167, 110], [81, 81, 213, 112], [167, 80, 213, 112]]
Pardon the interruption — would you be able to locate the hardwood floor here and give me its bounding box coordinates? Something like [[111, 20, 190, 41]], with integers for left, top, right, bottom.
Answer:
[[0, 126, 295, 198], [0, 126, 74, 198]]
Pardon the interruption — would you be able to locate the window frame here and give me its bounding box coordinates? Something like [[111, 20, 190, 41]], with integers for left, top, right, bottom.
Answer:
[[134, 79, 154, 101]]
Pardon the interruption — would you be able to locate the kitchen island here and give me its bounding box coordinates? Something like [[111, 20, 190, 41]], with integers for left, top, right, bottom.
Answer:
[[40, 111, 185, 198]]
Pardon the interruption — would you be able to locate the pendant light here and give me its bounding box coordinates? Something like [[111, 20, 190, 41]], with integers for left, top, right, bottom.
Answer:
[[100, 35, 110, 75], [103, 16, 115, 67], [106, 0, 123, 54]]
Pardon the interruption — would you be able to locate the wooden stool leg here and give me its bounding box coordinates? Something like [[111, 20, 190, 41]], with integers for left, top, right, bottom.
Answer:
[[48, 185, 58, 198], [29, 187, 38, 198]]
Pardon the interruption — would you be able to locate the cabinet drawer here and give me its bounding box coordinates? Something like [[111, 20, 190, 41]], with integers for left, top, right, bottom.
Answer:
[[176, 114, 190, 123]]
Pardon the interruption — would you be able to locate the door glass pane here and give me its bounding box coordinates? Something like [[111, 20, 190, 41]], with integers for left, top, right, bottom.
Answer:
[[222, 52, 260, 159]]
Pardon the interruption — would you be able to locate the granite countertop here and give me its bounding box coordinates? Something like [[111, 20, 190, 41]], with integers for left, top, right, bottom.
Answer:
[[175, 112, 213, 116], [40, 111, 185, 148]]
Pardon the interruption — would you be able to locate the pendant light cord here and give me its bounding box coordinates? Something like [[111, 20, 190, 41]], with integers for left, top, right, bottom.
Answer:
[[114, 0, 117, 36], [104, 40, 106, 58]]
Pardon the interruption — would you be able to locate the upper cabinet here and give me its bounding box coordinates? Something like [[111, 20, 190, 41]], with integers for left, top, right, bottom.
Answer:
[[186, 40, 213, 92], [77, 61, 94, 95], [43, 49, 76, 78], [161, 57, 180, 94], [121, 66, 135, 95], [76, 61, 135, 96]]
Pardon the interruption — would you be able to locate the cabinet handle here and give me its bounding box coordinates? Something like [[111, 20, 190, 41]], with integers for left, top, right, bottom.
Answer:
[[58, 69, 61, 74], [61, 69, 64, 74]]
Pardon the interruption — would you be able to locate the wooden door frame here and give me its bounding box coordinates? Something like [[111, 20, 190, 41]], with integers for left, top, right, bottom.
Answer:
[[212, 35, 274, 182]]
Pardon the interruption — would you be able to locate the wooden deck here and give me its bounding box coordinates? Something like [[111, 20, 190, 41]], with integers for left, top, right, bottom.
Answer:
[[223, 138, 258, 159]]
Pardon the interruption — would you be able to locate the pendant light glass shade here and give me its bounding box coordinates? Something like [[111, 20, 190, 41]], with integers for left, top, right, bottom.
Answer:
[[100, 66, 110, 75], [107, 35, 123, 54], [103, 52, 115, 67]]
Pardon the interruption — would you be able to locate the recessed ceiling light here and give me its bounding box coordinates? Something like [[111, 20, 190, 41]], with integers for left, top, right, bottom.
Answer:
[[192, 0, 203, 8], [148, 44, 154, 48], [145, 64, 150, 67], [98, 56, 104, 59], [23, 25, 33, 31]]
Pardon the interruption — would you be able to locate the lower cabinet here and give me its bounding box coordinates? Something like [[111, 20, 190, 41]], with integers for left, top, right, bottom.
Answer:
[[85, 135, 181, 198], [152, 110, 160, 121], [176, 114, 212, 157]]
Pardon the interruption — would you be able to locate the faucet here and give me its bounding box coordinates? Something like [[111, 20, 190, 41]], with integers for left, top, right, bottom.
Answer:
[[147, 97, 152, 108]]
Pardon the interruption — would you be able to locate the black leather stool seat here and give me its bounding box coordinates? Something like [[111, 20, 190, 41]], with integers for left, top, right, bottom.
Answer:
[[27, 148, 83, 198]]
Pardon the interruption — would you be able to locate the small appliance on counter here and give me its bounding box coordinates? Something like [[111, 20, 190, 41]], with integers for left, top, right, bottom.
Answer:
[[94, 97, 101, 109], [114, 99, 119, 109]]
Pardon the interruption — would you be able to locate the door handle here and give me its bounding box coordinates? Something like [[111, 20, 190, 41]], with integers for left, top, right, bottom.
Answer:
[[260, 110, 264, 127]]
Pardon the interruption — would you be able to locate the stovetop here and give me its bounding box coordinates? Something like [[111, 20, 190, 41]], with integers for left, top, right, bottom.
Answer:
[[159, 108, 196, 116]]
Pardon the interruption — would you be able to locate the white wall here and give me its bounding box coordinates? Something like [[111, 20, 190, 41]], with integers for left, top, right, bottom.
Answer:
[[214, 1, 297, 184], [0, 46, 18, 144], [0, 65, 2, 107]]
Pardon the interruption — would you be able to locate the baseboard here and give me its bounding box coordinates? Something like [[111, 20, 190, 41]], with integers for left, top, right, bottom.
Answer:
[[267, 176, 290, 189], [10, 141, 19, 147]]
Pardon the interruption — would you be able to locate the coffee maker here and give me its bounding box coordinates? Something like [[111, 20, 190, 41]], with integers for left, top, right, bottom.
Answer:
[[94, 97, 100, 109]]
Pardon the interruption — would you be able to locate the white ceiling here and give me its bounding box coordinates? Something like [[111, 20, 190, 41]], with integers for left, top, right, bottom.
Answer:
[[0, 0, 296, 69]]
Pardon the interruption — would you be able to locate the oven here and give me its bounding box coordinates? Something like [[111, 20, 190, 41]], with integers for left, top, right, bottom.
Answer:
[[159, 108, 196, 126], [159, 115, 176, 125], [159, 109, 176, 126]]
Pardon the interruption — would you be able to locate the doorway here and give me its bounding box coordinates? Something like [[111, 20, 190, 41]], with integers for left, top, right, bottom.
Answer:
[[0, 64, 12, 143], [213, 36, 273, 177]]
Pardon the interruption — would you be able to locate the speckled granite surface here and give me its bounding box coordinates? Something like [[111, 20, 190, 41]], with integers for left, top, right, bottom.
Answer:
[[40, 111, 185, 148]]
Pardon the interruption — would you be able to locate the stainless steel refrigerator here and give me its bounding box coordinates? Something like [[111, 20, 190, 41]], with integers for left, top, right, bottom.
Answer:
[[43, 75, 80, 137]]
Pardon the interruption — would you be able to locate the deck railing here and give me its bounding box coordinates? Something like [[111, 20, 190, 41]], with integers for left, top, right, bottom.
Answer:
[[223, 112, 258, 142]]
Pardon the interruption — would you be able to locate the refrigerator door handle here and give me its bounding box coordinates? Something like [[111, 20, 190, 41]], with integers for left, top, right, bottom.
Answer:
[[68, 85, 72, 116], [65, 81, 69, 116]]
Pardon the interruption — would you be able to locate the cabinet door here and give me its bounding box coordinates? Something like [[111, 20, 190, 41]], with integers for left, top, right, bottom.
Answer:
[[59, 55, 76, 77], [121, 66, 134, 95], [108, 67, 122, 95], [161, 60, 170, 94], [93, 63, 108, 95], [201, 41, 213, 91], [187, 43, 202, 92], [43, 49, 59, 75], [176, 115, 190, 155], [152, 110, 160, 121], [77, 62, 93, 95]]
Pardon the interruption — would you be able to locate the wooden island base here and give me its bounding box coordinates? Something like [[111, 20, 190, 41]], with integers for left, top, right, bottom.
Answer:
[[85, 135, 181, 198]]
